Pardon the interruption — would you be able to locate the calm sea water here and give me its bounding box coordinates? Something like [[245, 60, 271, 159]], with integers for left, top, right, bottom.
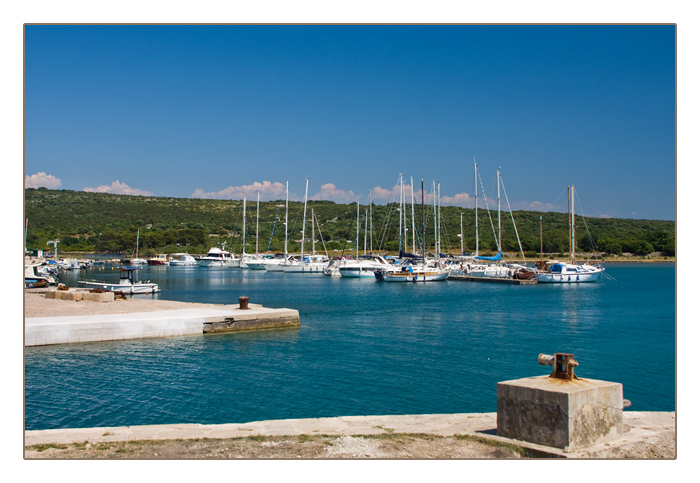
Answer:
[[24, 263, 675, 431]]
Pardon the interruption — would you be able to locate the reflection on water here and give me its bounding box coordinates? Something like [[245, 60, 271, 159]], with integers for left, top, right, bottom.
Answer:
[[26, 263, 675, 430]]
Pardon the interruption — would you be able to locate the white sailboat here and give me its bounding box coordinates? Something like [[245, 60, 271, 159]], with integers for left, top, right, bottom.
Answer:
[[282, 179, 328, 273], [377, 177, 449, 282], [535, 184, 604, 283]]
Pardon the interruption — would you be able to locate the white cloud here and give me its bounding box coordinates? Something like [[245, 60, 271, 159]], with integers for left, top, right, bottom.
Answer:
[[191, 181, 288, 200], [83, 180, 153, 196], [310, 183, 360, 203], [25, 172, 61, 189]]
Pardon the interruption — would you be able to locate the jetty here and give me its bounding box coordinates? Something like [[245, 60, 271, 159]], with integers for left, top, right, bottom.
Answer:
[[24, 288, 300, 347], [448, 274, 538, 285]]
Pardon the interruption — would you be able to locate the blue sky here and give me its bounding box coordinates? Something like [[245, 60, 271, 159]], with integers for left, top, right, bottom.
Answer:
[[24, 24, 676, 220]]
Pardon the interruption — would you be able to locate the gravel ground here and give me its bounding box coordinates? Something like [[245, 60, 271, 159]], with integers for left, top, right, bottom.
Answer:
[[24, 433, 529, 459]]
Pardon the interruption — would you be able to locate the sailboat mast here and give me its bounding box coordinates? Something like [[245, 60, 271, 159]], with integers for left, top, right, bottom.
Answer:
[[421, 178, 425, 260], [242, 196, 246, 258], [568, 185, 572, 262], [136, 229, 140, 258], [364, 209, 368, 255], [460, 213, 464, 254], [432, 180, 437, 256], [284, 180, 288, 259], [356, 201, 360, 259], [410, 176, 416, 255], [312, 208, 316, 256], [571, 183, 576, 264], [435, 183, 441, 259], [474, 158, 479, 257], [369, 189, 373, 254], [398, 174, 403, 255], [497, 168, 501, 253], [301, 179, 309, 261], [256, 192, 260, 256]]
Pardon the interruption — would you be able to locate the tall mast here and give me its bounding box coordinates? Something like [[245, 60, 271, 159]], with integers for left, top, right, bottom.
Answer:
[[369, 189, 373, 254], [364, 209, 368, 255], [540, 216, 544, 263], [301, 179, 309, 261], [136, 229, 140, 258], [403, 179, 408, 251], [311, 208, 316, 256], [242, 195, 246, 259], [421, 178, 425, 260], [497, 168, 501, 253], [284, 180, 288, 259], [568, 185, 571, 262], [256, 191, 260, 256], [398, 174, 403, 255], [474, 158, 479, 257], [410, 176, 416, 254], [460, 212, 464, 254], [432, 180, 437, 256], [571, 183, 576, 264], [438, 182, 441, 258], [356, 200, 360, 259]]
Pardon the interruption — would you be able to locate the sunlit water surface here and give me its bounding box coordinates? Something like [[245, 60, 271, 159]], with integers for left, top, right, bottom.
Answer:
[[25, 263, 675, 430]]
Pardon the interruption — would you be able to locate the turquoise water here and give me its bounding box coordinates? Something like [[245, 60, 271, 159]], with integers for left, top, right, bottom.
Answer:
[[24, 263, 675, 430]]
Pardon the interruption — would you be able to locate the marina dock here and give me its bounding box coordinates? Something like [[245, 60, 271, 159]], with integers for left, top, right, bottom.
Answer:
[[448, 275, 538, 285], [24, 289, 300, 347]]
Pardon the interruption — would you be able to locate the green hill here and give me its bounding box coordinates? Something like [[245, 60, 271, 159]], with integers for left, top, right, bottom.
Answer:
[[24, 188, 675, 258]]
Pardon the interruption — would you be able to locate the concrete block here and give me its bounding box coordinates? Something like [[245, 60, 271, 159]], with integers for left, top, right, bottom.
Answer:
[[497, 375, 624, 451], [58, 291, 83, 302], [83, 292, 115, 302]]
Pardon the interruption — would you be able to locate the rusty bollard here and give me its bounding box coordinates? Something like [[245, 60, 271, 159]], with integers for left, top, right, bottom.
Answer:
[[239, 296, 250, 310]]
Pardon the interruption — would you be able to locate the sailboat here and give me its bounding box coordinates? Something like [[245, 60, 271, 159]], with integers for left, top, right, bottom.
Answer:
[[121, 229, 147, 265], [535, 184, 604, 283], [377, 177, 449, 282], [282, 179, 328, 273]]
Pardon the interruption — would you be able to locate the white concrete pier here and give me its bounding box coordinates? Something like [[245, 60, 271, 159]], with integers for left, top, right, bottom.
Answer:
[[25, 305, 301, 347]]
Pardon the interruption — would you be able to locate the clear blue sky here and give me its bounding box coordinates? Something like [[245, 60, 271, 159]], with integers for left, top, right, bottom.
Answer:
[[24, 24, 676, 220]]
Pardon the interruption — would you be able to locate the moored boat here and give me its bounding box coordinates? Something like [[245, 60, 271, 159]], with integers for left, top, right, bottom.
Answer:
[[169, 253, 198, 266], [198, 247, 238, 267], [79, 267, 160, 294]]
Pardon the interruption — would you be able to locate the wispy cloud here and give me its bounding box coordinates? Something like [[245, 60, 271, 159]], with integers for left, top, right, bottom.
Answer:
[[25, 172, 61, 189], [191, 181, 288, 201], [83, 180, 153, 196]]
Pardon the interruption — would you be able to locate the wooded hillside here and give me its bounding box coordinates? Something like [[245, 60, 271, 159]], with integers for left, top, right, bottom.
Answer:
[[24, 188, 675, 258]]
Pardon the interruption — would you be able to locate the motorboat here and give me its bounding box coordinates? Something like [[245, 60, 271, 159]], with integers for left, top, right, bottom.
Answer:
[[169, 253, 198, 266], [147, 253, 169, 266], [79, 267, 160, 294], [25, 262, 58, 287], [338, 255, 392, 278], [198, 247, 238, 267]]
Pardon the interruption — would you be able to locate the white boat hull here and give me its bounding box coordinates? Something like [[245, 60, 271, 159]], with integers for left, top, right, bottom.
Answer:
[[380, 270, 450, 282], [535, 270, 602, 283], [338, 267, 380, 278], [81, 281, 160, 294]]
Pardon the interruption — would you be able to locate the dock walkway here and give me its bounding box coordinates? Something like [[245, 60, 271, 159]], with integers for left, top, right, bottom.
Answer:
[[24, 291, 300, 347]]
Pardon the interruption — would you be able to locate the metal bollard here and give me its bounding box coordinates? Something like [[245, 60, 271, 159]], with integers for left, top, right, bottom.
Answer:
[[538, 352, 579, 380], [239, 296, 250, 310]]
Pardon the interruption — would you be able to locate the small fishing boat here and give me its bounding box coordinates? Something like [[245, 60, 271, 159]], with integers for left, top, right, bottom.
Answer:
[[147, 253, 169, 266], [79, 267, 160, 294]]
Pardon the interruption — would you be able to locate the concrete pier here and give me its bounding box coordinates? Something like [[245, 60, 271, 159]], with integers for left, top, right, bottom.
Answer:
[[24, 290, 300, 347], [497, 375, 625, 451]]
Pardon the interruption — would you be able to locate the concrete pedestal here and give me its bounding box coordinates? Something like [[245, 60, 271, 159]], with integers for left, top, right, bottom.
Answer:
[[497, 375, 624, 451]]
